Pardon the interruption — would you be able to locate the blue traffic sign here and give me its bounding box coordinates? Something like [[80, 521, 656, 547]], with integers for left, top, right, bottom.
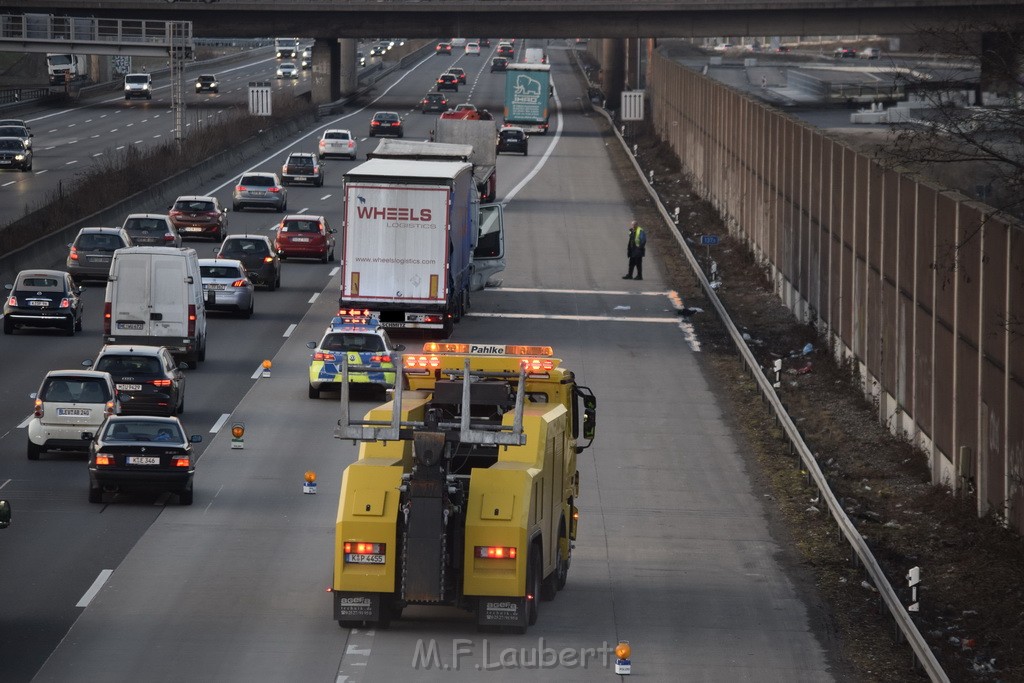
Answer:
[[700, 234, 720, 246]]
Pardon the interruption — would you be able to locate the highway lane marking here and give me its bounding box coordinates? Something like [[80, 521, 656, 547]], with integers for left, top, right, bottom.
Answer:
[[66, 140, 77, 144], [153, 135, 162, 139], [204, 485, 224, 514], [308, 293, 319, 304], [44, 146, 55, 150], [17, 415, 31, 428], [35, 169, 47, 175], [116, 146, 125, 150], [133, 140, 142, 144], [297, 207, 308, 213], [2, 180, 14, 187], [67, 123, 76, 127], [0, 479, 10, 490], [250, 363, 266, 380], [110, 129, 118, 133], [283, 323, 296, 337], [85, 118, 92, 123], [321, 194, 332, 200], [90, 134, 99, 139], [330, 266, 339, 276], [92, 153, 103, 157], [48, 128, 57, 133], [204, 51, 440, 196], [467, 311, 678, 323], [65, 160, 77, 166], [496, 287, 668, 295], [210, 413, 230, 433], [502, 80, 563, 205], [76, 569, 113, 608], [126, 123, 133, 127]]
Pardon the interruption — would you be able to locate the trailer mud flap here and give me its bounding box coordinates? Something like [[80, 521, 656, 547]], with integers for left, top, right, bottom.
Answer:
[[334, 591, 382, 622], [478, 597, 527, 629]]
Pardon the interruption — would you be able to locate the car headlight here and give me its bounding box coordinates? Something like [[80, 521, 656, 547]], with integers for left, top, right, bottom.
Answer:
[[14, 154, 24, 161], [143, 84, 150, 90]]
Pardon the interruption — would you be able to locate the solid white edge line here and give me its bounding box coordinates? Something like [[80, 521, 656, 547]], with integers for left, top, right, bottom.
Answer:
[[283, 323, 297, 337], [502, 83, 563, 205], [466, 311, 678, 323], [210, 413, 231, 433], [76, 569, 113, 608]]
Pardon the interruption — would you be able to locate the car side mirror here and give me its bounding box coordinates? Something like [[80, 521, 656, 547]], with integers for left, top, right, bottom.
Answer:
[[81, 431, 94, 441], [178, 362, 189, 370], [0, 500, 11, 529], [78, 285, 86, 292], [4, 283, 11, 291], [329, 229, 337, 234], [306, 341, 316, 349], [394, 344, 406, 352], [189, 434, 203, 443], [30, 392, 37, 400], [82, 359, 94, 368]]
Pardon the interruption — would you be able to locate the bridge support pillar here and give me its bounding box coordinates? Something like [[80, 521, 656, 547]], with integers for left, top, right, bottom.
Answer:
[[311, 38, 341, 105], [601, 38, 625, 112], [339, 38, 358, 97]]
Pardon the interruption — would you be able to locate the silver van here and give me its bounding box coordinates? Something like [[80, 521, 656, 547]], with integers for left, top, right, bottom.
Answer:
[[103, 247, 208, 368]]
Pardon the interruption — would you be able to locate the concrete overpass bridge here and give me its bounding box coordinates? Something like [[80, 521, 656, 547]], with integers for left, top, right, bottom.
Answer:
[[6, 1, 1024, 104]]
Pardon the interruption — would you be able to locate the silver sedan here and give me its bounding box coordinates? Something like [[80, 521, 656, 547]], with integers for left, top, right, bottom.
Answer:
[[198, 258, 254, 318]]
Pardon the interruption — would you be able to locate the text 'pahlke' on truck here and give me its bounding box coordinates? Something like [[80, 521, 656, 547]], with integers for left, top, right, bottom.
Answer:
[[369, 118, 497, 203], [339, 159, 505, 337], [503, 63, 551, 134], [46, 53, 87, 85], [331, 342, 597, 631]]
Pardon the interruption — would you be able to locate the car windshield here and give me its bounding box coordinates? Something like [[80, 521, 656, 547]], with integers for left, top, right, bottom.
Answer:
[[125, 75, 149, 84], [41, 378, 110, 403], [241, 176, 275, 187], [174, 200, 214, 212], [201, 265, 244, 279], [95, 355, 162, 374], [16, 275, 62, 290], [75, 233, 122, 251], [280, 220, 320, 233], [321, 333, 385, 353], [221, 240, 269, 257], [104, 421, 184, 443], [199, 76, 215, 82]]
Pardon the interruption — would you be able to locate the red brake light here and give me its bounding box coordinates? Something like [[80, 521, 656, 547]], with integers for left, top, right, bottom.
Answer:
[[33, 398, 43, 418], [475, 546, 517, 559], [231, 279, 247, 288], [344, 542, 384, 554], [59, 298, 70, 309], [95, 454, 113, 466], [268, 187, 280, 193], [172, 455, 190, 467], [371, 120, 380, 126], [69, 247, 79, 261], [235, 185, 247, 192], [370, 354, 391, 363], [103, 302, 111, 335], [151, 379, 172, 387], [187, 304, 196, 337], [314, 352, 335, 361], [7, 295, 17, 306], [163, 234, 174, 241]]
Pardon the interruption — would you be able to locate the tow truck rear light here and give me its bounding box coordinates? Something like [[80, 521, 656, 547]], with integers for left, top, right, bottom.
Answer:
[[103, 302, 111, 335], [344, 542, 384, 554], [370, 354, 391, 363], [422, 343, 554, 357], [520, 358, 554, 372], [338, 308, 370, 317], [172, 455, 190, 467], [475, 546, 517, 559], [33, 398, 43, 418], [405, 355, 441, 369], [150, 379, 172, 387], [95, 453, 114, 466], [314, 352, 336, 361]]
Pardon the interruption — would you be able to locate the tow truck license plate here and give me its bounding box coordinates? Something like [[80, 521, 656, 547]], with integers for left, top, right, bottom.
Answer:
[[345, 554, 385, 564], [127, 456, 160, 465]]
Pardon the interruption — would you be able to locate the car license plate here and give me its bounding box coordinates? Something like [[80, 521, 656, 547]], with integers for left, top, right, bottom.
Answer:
[[292, 237, 310, 242], [208, 284, 226, 290], [345, 554, 385, 564], [0, 160, 11, 165], [57, 408, 90, 416], [116, 384, 143, 392], [251, 191, 266, 196], [183, 227, 204, 232], [29, 300, 49, 307], [127, 456, 160, 465], [117, 321, 144, 330]]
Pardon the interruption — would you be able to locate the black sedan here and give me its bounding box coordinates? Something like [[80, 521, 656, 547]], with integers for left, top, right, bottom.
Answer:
[[88, 345, 187, 416], [369, 111, 404, 138], [87, 416, 201, 505], [497, 127, 528, 155], [3, 269, 83, 335], [436, 73, 459, 92]]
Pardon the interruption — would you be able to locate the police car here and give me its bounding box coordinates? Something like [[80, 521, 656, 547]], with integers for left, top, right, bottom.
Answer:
[[306, 311, 404, 399]]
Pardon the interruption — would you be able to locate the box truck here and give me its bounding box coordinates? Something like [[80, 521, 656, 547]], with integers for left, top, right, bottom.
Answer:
[[503, 63, 551, 134]]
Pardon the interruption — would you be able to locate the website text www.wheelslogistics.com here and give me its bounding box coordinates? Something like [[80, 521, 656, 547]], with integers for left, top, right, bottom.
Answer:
[[352, 256, 438, 265], [410, 638, 618, 671]]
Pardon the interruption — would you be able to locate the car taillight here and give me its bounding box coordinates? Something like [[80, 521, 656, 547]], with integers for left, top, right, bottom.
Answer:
[[370, 354, 391, 363], [95, 454, 114, 466], [263, 256, 274, 263], [7, 295, 17, 306], [347, 141, 354, 148], [268, 187, 280, 193], [164, 234, 174, 241], [187, 304, 196, 337], [235, 185, 247, 192], [169, 210, 181, 217], [69, 247, 79, 261], [172, 455, 190, 467], [313, 165, 320, 173], [371, 121, 380, 126], [104, 401, 116, 416], [103, 302, 111, 335], [33, 398, 43, 418], [231, 279, 248, 288], [59, 298, 70, 308], [314, 352, 335, 361], [151, 379, 172, 387]]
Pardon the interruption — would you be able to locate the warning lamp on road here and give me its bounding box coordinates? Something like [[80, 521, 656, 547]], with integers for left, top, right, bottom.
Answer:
[[261, 359, 272, 378], [303, 470, 317, 494], [615, 641, 632, 675], [230, 422, 245, 449]]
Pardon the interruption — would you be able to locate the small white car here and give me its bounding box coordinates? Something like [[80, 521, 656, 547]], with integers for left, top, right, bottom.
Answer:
[[27, 370, 119, 460], [465, 42, 481, 56], [318, 129, 358, 160], [276, 63, 299, 79]]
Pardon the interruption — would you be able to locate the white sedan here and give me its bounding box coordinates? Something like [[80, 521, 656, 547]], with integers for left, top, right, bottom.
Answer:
[[276, 63, 299, 79]]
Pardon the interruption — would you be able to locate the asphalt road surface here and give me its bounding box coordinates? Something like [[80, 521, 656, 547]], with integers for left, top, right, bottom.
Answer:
[[1, 40, 836, 682]]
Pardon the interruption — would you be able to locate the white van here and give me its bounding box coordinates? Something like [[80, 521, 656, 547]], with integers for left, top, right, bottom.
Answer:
[[859, 47, 881, 60], [524, 48, 546, 64], [103, 247, 208, 368], [124, 72, 153, 100]]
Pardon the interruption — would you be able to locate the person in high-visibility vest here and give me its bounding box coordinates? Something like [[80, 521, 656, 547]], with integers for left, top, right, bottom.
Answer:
[[623, 220, 647, 280]]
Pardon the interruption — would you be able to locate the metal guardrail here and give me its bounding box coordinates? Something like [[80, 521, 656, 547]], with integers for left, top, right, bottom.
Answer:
[[569, 48, 949, 683], [0, 86, 54, 105]]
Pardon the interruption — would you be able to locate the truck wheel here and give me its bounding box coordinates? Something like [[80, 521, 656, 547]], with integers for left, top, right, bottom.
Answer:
[[198, 337, 207, 362], [527, 551, 541, 626], [541, 541, 563, 601]]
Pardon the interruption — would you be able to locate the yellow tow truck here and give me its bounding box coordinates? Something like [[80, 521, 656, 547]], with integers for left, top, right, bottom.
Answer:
[[331, 342, 596, 632]]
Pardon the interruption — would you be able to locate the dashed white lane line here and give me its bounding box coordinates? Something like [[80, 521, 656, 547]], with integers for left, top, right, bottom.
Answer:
[[153, 134, 162, 139], [0, 478, 10, 490], [250, 363, 266, 380], [467, 311, 679, 324], [47, 128, 57, 133], [18, 415, 31, 428], [65, 160, 78, 166], [44, 146, 55, 150], [35, 169, 47, 175], [76, 570, 113, 608], [133, 140, 143, 144], [320, 194, 332, 200], [210, 413, 230, 433], [67, 123, 76, 127], [2, 180, 14, 187], [283, 323, 296, 338], [329, 266, 339, 277], [126, 123, 133, 127], [116, 146, 125, 150], [90, 134, 99, 139], [296, 207, 308, 214], [308, 293, 319, 304]]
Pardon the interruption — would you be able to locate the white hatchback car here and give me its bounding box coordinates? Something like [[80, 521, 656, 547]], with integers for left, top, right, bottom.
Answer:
[[318, 129, 358, 160], [465, 42, 481, 55], [27, 370, 119, 460]]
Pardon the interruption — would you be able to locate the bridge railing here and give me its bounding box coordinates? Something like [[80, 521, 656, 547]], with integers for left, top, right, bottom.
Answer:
[[0, 13, 191, 48]]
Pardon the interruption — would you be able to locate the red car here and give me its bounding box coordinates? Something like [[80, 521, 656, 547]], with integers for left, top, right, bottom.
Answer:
[[168, 195, 229, 241], [274, 214, 336, 263]]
